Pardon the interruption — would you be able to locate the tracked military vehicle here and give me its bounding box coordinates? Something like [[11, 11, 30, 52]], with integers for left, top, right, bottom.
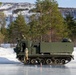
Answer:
[[14, 38, 74, 65]]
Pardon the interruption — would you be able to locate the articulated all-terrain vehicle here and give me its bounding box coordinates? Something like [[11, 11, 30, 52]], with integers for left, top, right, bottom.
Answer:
[[14, 38, 74, 65]]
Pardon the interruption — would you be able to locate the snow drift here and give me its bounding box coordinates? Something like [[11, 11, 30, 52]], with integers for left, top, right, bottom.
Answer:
[[0, 47, 21, 64]]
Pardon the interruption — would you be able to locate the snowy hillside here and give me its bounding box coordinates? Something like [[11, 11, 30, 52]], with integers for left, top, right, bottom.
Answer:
[[0, 3, 35, 27], [0, 4, 13, 10], [0, 3, 76, 27]]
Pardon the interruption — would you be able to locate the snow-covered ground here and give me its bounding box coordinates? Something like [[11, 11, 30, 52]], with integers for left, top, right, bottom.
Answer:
[[0, 46, 21, 64], [73, 48, 76, 60]]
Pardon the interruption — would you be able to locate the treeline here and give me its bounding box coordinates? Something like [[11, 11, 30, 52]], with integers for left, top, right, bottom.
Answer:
[[0, 0, 76, 44]]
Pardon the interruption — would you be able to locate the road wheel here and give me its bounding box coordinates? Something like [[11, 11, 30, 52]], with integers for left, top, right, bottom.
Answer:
[[61, 59, 65, 64], [46, 59, 52, 65], [54, 59, 60, 64], [30, 59, 36, 64], [39, 59, 45, 64]]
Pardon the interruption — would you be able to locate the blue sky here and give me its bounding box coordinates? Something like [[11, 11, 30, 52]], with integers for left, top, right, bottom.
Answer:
[[57, 0, 76, 8], [0, 0, 76, 8]]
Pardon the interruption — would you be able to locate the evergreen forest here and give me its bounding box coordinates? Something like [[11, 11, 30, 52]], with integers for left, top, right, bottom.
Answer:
[[0, 0, 76, 45]]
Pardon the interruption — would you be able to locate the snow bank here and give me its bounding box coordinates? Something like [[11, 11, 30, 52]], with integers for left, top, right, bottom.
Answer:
[[0, 47, 21, 64], [72, 47, 76, 60]]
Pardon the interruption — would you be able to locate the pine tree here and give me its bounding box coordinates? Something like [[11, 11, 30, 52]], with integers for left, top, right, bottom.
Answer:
[[8, 14, 29, 42], [0, 12, 6, 30], [0, 2, 2, 6], [0, 12, 6, 43], [0, 32, 5, 43], [64, 14, 76, 41], [29, 0, 67, 41]]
